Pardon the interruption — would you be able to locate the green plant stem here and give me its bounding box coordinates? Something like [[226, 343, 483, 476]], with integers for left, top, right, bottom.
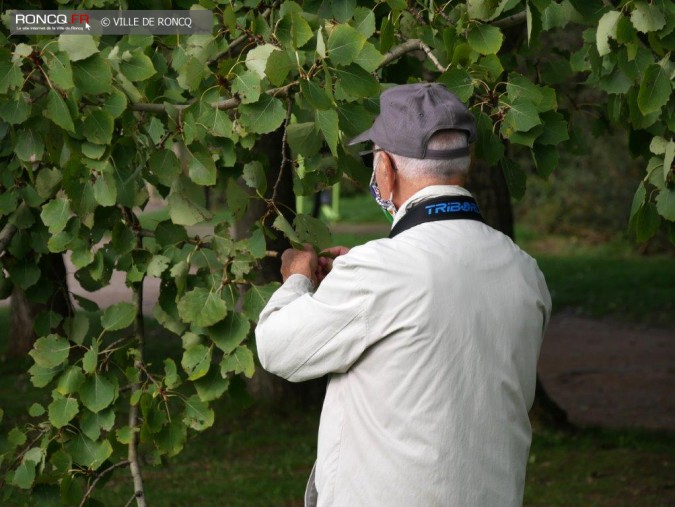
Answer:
[[128, 279, 147, 507], [79, 460, 131, 507]]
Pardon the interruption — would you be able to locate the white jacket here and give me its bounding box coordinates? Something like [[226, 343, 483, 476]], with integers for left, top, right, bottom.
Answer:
[[256, 185, 551, 507]]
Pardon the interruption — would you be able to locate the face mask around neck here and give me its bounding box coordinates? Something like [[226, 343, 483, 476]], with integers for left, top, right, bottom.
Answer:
[[369, 170, 396, 223]]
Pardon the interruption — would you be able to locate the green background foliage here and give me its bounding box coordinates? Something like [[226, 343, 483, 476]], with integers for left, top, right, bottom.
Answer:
[[0, 0, 673, 503]]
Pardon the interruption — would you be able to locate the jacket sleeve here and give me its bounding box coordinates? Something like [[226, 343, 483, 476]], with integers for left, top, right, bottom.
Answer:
[[255, 251, 373, 382]]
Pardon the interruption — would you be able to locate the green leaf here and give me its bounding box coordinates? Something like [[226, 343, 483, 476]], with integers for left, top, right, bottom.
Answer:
[[58, 34, 99, 62], [48, 394, 79, 429], [147, 255, 170, 277], [265, 49, 294, 86], [656, 188, 675, 221], [15, 129, 44, 162], [29, 403, 45, 417], [0, 93, 31, 124], [272, 214, 301, 245], [531, 143, 559, 178], [596, 11, 622, 56], [44, 51, 74, 90], [8, 257, 41, 290], [231, 69, 261, 104], [30, 335, 70, 368], [501, 99, 541, 136], [295, 214, 332, 250], [11, 461, 36, 490], [64, 314, 89, 345], [635, 202, 660, 242], [334, 64, 380, 99], [149, 149, 181, 187], [0, 50, 24, 93], [351, 7, 376, 38], [301, 79, 333, 110], [168, 181, 213, 226], [44, 89, 75, 132], [164, 358, 181, 389], [93, 172, 117, 207], [156, 420, 188, 457], [468, 0, 511, 20], [82, 342, 98, 374], [327, 24, 366, 65], [188, 149, 217, 186], [177, 288, 228, 327], [245, 44, 277, 79], [72, 55, 113, 95], [242, 282, 280, 322], [354, 42, 384, 72], [56, 366, 85, 395], [475, 112, 504, 165], [194, 368, 229, 402], [209, 313, 251, 354], [242, 161, 267, 194], [637, 64, 672, 115], [120, 50, 156, 81], [287, 12, 314, 49], [176, 57, 205, 94], [80, 408, 115, 440], [221, 346, 255, 378], [501, 159, 526, 200], [79, 374, 117, 413], [183, 395, 214, 431], [239, 95, 287, 135], [509, 125, 543, 148], [537, 112, 569, 146], [316, 109, 339, 157], [438, 68, 474, 103], [103, 88, 127, 118], [101, 302, 137, 331], [82, 109, 114, 145], [29, 363, 62, 388], [181, 343, 212, 381], [467, 24, 504, 55], [332, 0, 356, 22], [630, 2, 666, 33], [66, 434, 112, 470], [287, 122, 323, 157]]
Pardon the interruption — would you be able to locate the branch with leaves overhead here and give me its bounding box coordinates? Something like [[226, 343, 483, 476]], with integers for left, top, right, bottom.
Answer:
[[0, 0, 673, 505]]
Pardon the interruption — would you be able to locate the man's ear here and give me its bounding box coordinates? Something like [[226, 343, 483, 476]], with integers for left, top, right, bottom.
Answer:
[[378, 152, 396, 197]]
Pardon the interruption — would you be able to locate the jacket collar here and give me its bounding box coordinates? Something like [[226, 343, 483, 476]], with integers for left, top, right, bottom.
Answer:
[[391, 185, 474, 228]]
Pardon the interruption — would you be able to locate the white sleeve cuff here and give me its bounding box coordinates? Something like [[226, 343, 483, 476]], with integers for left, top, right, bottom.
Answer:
[[284, 273, 315, 294]]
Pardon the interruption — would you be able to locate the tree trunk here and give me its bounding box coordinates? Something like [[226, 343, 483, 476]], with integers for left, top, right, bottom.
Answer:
[[8, 253, 72, 358], [466, 159, 571, 430], [234, 128, 326, 407]]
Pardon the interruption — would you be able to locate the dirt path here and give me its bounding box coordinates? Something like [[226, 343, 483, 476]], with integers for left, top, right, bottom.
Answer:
[[538, 311, 675, 431]]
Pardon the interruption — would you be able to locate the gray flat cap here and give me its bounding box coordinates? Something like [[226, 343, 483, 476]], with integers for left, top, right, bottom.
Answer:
[[347, 83, 476, 160]]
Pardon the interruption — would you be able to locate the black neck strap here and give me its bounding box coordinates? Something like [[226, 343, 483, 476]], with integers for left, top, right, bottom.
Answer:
[[389, 195, 485, 239]]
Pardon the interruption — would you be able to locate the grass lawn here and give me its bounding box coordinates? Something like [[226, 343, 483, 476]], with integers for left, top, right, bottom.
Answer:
[[1, 201, 674, 506]]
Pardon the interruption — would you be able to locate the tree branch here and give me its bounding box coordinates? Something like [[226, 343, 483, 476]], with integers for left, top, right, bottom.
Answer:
[[493, 11, 527, 29], [0, 221, 17, 257], [79, 460, 130, 507], [379, 39, 446, 72], [130, 81, 297, 114], [131, 35, 451, 116], [128, 209, 147, 507], [0, 203, 27, 256]]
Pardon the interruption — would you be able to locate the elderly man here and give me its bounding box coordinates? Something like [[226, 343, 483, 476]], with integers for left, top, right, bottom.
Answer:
[[255, 83, 551, 507]]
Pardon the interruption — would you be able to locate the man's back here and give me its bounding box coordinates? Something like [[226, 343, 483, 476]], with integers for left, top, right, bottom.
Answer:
[[257, 212, 551, 506]]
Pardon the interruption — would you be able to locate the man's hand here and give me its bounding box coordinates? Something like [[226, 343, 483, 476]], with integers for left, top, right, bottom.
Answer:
[[316, 246, 350, 283], [281, 244, 318, 286]]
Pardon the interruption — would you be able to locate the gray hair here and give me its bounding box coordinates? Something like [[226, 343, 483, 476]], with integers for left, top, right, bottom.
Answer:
[[376, 130, 470, 180]]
